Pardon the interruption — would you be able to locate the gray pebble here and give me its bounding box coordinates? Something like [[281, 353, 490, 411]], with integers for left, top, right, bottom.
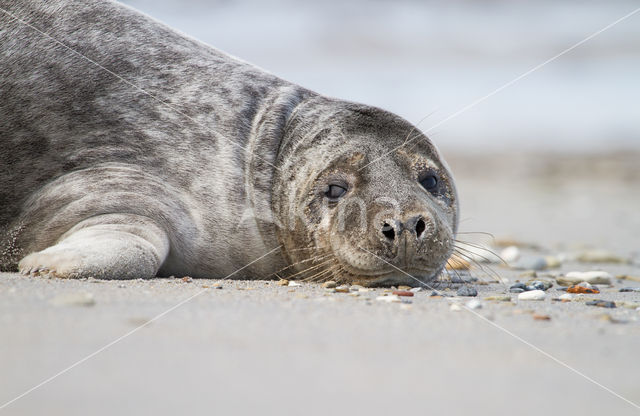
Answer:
[[586, 300, 616, 308], [457, 286, 478, 297], [512, 256, 548, 271], [619, 287, 640, 293], [509, 287, 525, 293]]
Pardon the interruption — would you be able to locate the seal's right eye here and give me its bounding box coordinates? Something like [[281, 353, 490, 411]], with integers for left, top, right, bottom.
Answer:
[[325, 184, 347, 200]]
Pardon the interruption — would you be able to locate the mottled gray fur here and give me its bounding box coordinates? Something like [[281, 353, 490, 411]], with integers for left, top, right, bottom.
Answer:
[[0, 0, 458, 284]]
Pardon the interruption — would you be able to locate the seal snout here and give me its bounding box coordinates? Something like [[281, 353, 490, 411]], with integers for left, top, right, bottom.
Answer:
[[380, 215, 430, 242]]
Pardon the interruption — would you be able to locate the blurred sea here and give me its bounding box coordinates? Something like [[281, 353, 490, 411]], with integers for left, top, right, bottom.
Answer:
[[122, 0, 640, 153]]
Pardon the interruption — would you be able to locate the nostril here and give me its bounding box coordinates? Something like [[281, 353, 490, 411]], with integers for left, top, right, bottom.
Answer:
[[415, 218, 426, 238], [381, 222, 395, 240]]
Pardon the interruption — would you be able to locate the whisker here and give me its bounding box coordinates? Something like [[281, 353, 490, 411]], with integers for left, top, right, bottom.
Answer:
[[454, 240, 507, 265], [285, 258, 334, 280], [453, 249, 506, 287], [271, 253, 331, 276]]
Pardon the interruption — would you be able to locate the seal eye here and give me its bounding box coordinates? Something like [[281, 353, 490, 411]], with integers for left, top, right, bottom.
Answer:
[[419, 174, 438, 192], [325, 184, 347, 200]]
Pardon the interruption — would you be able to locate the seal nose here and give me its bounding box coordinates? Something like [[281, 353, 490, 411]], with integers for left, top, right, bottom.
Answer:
[[380, 215, 428, 241]]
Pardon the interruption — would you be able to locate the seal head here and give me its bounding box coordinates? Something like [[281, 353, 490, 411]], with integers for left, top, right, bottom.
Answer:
[[272, 98, 459, 287]]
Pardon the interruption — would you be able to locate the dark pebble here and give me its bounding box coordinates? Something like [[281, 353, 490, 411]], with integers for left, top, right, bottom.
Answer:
[[456, 286, 478, 297], [509, 288, 525, 293], [510, 282, 526, 290], [620, 287, 640, 292], [586, 300, 616, 308], [526, 281, 548, 291]]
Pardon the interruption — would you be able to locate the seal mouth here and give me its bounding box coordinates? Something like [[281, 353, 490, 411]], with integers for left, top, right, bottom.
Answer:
[[338, 263, 442, 288]]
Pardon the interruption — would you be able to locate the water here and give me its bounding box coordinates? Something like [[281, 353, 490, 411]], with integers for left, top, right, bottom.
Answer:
[[123, 0, 640, 153]]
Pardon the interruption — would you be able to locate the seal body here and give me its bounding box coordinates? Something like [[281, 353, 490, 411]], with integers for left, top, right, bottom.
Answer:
[[0, 0, 458, 285]]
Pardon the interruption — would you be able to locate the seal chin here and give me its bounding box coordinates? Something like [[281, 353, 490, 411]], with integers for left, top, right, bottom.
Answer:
[[344, 267, 442, 288]]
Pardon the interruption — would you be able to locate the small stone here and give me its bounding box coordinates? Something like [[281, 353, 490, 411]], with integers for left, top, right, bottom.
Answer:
[[50, 292, 95, 307], [324, 288, 336, 293], [465, 299, 482, 309], [276, 279, 289, 286], [512, 256, 547, 271], [525, 280, 553, 291], [557, 271, 612, 286], [350, 285, 364, 292], [376, 295, 401, 303], [509, 287, 525, 293], [544, 256, 562, 268], [410, 287, 423, 293], [519, 270, 537, 278], [322, 281, 337, 289], [456, 286, 477, 297], [393, 290, 414, 297], [335, 285, 350, 293], [559, 293, 573, 301], [617, 275, 640, 283], [288, 281, 301, 287], [500, 246, 520, 263], [518, 290, 546, 301], [585, 300, 616, 308], [446, 255, 470, 270], [484, 295, 512, 302], [619, 287, 640, 292], [576, 250, 627, 264], [181, 276, 193, 282], [358, 287, 373, 293], [397, 285, 412, 290], [566, 285, 600, 294], [533, 314, 551, 321], [617, 301, 640, 309]]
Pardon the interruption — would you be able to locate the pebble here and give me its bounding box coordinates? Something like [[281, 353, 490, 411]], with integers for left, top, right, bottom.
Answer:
[[397, 285, 412, 290], [533, 313, 551, 321], [321, 281, 336, 289], [558, 293, 573, 301], [50, 292, 95, 307], [288, 281, 301, 287], [181, 276, 193, 282], [557, 271, 612, 286], [576, 250, 626, 264], [410, 287, 423, 293], [511, 256, 547, 271], [276, 279, 289, 286], [544, 256, 562, 268], [358, 287, 373, 293], [518, 290, 546, 301], [376, 295, 401, 303], [500, 246, 520, 263], [525, 280, 553, 291], [393, 290, 414, 297], [456, 286, 477, 297], [619, 287, 640, 292], [484, 295, 512, 302], [585, 300, 616, 308], [509, 287, 525, 293], [446, 256, 470, 270], [566, 284, 600, 294], [335, 285, 350, 293], [465, 299, 482, 309]]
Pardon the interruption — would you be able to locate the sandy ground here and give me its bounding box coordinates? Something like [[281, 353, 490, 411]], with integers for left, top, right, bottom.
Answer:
[[1, 152, 640, 416]]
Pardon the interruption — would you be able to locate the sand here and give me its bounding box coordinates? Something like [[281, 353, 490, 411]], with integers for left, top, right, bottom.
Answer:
[[1, 152, 639, 416]]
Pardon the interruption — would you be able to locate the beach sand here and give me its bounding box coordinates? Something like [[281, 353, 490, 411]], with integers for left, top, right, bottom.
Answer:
[[1, 152, 639, 415]]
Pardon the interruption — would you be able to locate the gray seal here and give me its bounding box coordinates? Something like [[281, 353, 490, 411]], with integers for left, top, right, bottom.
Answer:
[[0, 0, 458, 286]]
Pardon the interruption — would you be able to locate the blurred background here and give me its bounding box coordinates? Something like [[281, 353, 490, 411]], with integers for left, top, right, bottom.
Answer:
[[123, 0, 640, 254]]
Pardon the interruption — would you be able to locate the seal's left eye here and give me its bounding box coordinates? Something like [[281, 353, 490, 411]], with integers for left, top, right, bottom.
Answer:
[[420, 174, 438, 192], [325, 184, 347, 200]]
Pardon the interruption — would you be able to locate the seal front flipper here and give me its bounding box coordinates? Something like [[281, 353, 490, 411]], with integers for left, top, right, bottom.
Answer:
[[18, 214, 169, 280]]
